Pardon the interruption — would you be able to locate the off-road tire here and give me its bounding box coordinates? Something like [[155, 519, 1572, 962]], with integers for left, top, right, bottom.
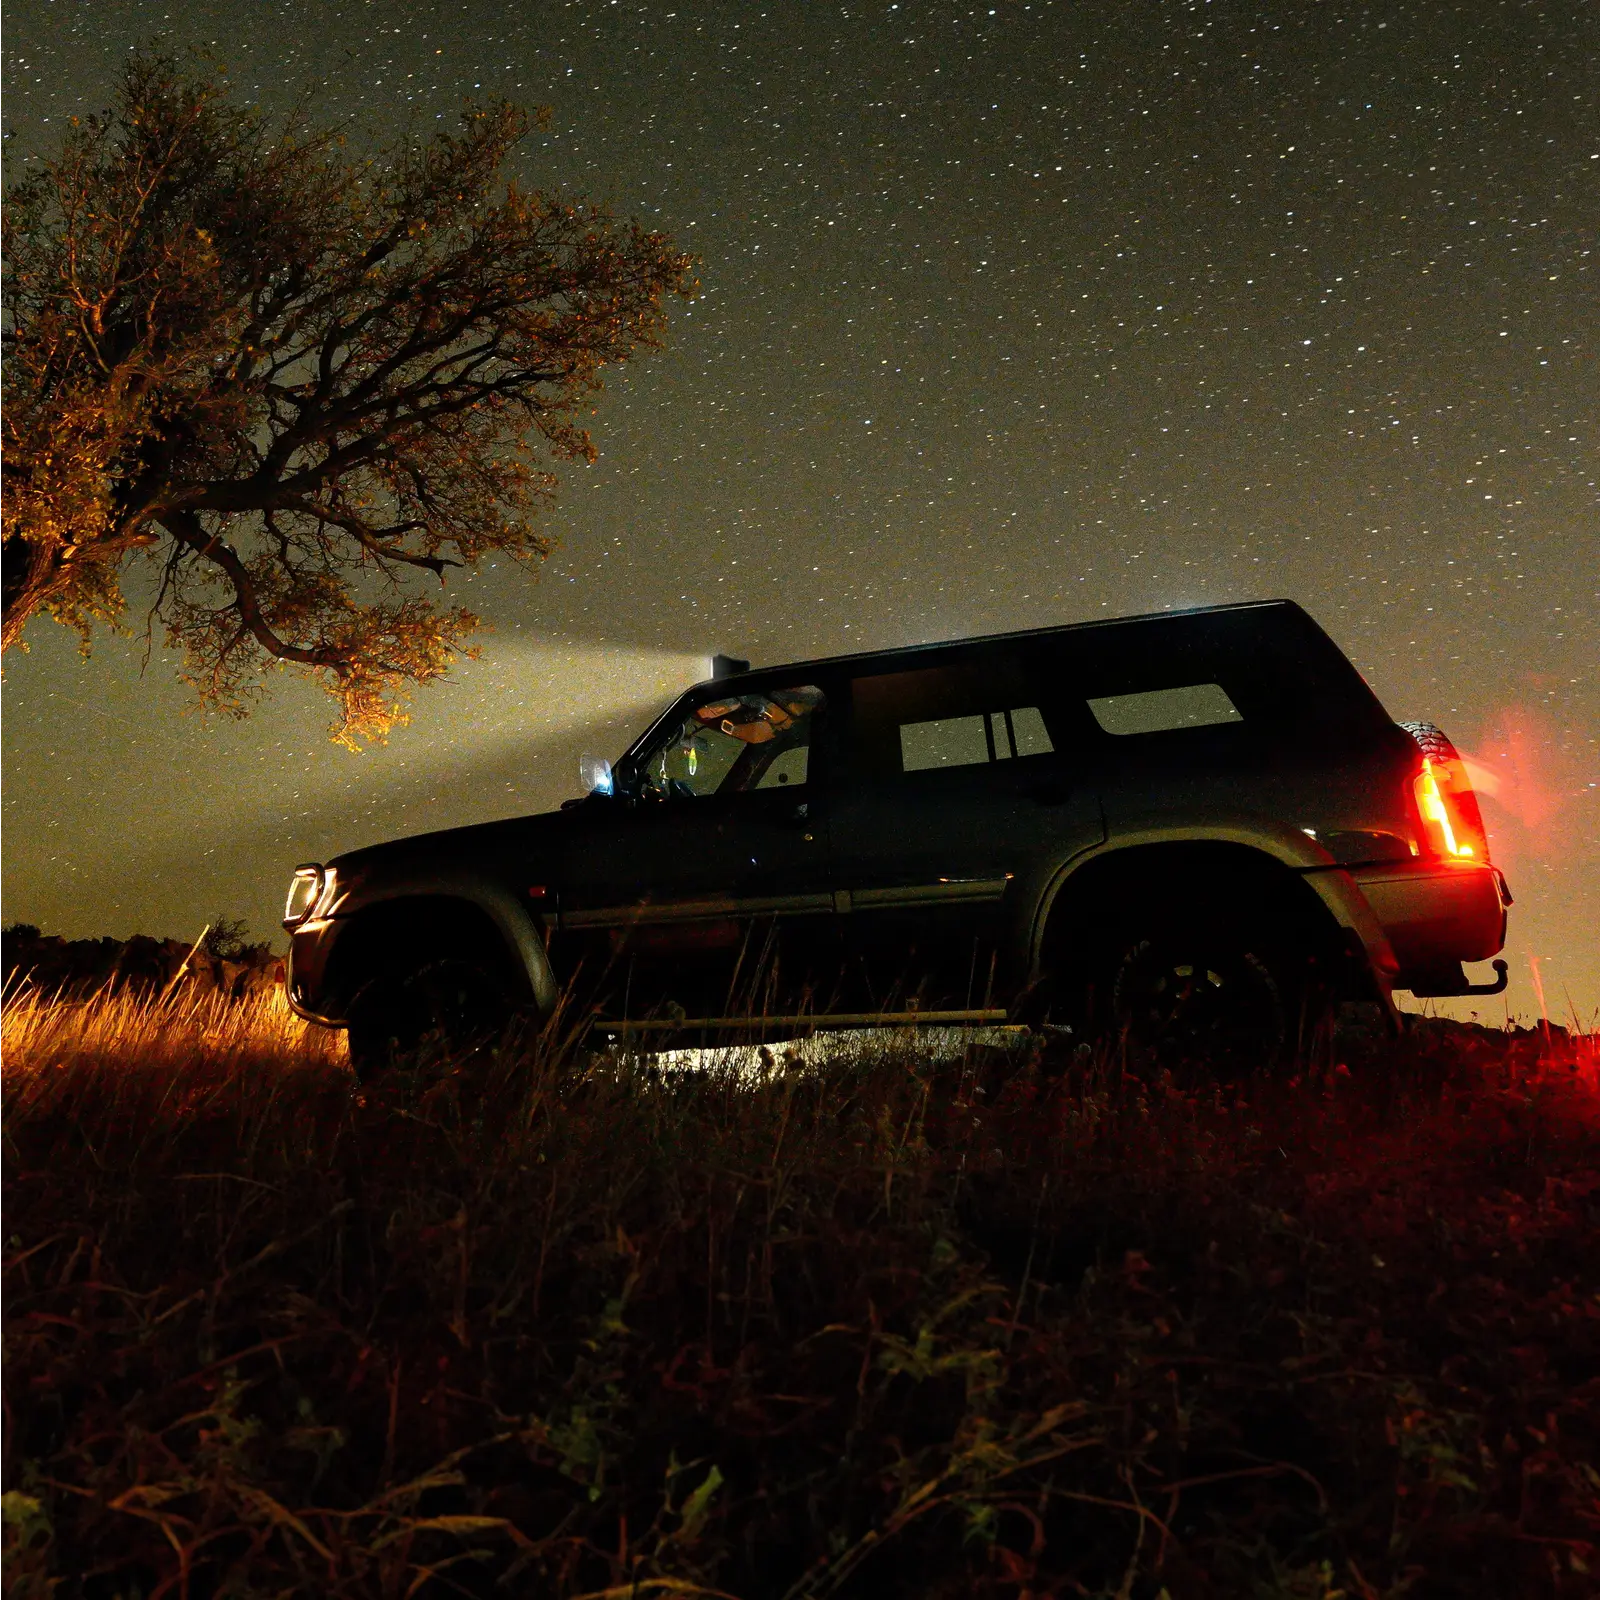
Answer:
[[345, 954, 513, 1081], [1106, 924, 1289, 1080]]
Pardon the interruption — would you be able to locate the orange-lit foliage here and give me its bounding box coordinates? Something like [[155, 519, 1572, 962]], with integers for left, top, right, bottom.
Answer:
[[4, 997, 1596, 1597], [2, 54, 694, 745]]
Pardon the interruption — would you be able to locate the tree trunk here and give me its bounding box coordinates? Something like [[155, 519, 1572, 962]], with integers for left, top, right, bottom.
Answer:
[[0, 534, 56, 659]]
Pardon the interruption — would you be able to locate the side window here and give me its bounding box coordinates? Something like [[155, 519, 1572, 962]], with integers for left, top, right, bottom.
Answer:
[[1087, 682, 1242, 736], [899, 706, 1054, 773], [901, 715, 989, 773], [637, 685, 824, 800], [853, 658, 1055, 779]]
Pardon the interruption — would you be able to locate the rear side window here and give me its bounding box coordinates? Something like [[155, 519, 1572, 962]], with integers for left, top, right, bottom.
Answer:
[[1036, 603, 1391, 747], [852, 656, 1056, 778], [1088, 683, 1242, 736], [900, 706, 1053, 771]]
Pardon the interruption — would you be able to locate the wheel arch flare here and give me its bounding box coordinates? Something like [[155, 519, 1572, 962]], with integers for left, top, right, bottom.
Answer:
[[312, 872, 560, 1023], [1030, 826, 1401, 1002]]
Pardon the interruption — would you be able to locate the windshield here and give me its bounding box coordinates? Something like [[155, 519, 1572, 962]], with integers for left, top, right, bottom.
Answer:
[[631, 685, 824, 801]]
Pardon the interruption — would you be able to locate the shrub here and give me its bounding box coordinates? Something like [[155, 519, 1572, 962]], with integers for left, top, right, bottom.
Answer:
[[4, 994, 1596, 1597]]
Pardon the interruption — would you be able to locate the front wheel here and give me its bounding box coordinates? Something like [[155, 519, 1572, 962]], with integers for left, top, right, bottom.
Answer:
[[345, 954, 513, 1081]]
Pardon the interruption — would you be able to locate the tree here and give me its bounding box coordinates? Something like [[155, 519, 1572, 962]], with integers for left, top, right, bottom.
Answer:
[[2, 55, 694, 744]]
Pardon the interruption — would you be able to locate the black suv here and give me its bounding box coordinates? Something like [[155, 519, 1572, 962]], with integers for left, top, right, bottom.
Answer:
[[283, 600, 1511, 1072]]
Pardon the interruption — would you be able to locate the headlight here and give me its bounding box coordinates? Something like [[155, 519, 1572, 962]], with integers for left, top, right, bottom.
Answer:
[[284, 864, 333, 929]]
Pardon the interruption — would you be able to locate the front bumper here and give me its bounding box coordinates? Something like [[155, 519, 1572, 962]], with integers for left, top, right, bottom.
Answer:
[[1349, 858, 1511, 994], [284, 920, 345, 1027]]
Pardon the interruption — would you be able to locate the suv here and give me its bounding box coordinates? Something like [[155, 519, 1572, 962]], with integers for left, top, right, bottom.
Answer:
[[283, 600, 1511, 1073]]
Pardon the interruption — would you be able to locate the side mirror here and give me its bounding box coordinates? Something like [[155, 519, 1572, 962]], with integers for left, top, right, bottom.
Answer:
[[579, 754, 614, 797]]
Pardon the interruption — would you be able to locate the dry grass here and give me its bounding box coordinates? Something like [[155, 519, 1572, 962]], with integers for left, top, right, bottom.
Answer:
[[1, 980, 347, 1084], [3, 990, 1597, 1599]]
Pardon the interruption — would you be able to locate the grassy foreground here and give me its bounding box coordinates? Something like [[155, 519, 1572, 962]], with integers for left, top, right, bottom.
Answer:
[[3, 988, 1596, 1599]]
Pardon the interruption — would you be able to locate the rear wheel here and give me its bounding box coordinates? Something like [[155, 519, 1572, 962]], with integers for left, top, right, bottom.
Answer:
[[346, 953, 513, 1081], [1034, 853, 1349, 1080], [1107, 925, 1288, 1078]]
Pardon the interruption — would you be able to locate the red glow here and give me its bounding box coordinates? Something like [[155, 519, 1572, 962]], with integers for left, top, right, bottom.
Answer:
[[1457, 703, 1596, 872]]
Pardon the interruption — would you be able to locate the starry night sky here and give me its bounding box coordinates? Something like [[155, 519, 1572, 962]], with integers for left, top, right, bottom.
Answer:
[[4, 0, 1596, 1022]]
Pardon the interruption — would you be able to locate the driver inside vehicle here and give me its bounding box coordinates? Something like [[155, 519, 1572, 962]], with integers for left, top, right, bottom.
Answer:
[[641, 686, 823, 801]]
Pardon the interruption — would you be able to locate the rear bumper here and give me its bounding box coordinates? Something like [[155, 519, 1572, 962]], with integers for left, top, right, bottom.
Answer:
[[1348, 859, 1510, 993]]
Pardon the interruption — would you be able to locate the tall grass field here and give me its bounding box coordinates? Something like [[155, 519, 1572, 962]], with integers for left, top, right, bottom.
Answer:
[[4, 983, 1596, 1598]]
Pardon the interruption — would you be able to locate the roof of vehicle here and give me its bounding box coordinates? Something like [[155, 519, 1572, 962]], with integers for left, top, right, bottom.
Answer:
[[696, 598, 1325, 692]]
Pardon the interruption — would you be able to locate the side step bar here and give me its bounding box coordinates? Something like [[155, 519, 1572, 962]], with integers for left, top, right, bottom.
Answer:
[[591, 1008, 1017, 1035]]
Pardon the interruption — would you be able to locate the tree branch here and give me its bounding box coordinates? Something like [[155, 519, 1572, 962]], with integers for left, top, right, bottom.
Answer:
[[159, 509, 346, 669]]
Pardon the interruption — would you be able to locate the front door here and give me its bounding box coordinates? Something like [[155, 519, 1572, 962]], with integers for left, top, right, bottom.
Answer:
[[828, 648, 1105, 1011], [556, 681, 837, 1019]]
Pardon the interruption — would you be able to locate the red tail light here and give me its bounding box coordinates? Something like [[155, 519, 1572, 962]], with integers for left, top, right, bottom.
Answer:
[[1402, 723, 1489, 861], [1414, 758, 1475, 857]]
